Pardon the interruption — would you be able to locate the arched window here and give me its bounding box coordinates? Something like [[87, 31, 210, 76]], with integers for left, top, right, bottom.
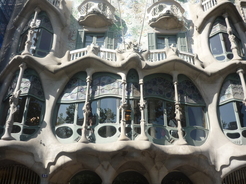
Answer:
[[144, 74, 208, 146], [0, 161, 40, 184], [70, 170, 102, 184], [218, 73, 246, 145], [144, 74, 175, 145], [0, 68, 45, 141], [209, 16, 243, 61], [178, 75, 208, 146], [18, 11, 53, 57], [55, 72, 87, 143], [113, 171, 149, 184], [90, 73, 122, 143], [161, 171, 193, 184]]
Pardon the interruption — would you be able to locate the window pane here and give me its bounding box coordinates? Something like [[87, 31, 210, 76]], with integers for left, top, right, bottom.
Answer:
[[77, 103, 84, 126], [96, 35, 105, 47], [166, 102, 176, 127], [210, 34, 223, 55], [38, 29, 53, 51], [157, 37, 165, 49], [148, 99, 164, 125], [236, 102, 246, 128], [56, 104, 75, 125], [167, 36, 177, 47], [125, 99, 140, 124], [219, 102, 238, 130], [187, 106, 206, 128], [99, 98, 117, 123], [14, 97, 26, 123], [85, 35, 93, 46], [25, 98, 43, 126]]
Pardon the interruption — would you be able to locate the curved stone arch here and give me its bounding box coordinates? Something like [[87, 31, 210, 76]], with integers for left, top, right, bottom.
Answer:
[[197, 2, 244, 33], [12, 0, 67, 58], [0, 67, 45, 141], [111, 161, 151, 184]]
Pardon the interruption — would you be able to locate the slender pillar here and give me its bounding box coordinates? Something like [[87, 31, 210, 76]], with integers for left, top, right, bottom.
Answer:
[[237, 69, 246, 105], [2, 63, 27, 140], [135, 79, 148, 141], [118, 77, 129, 141], [79, 76, 91, 143], [22, 7, 41, 55], [173, 73, 187, 145], [223, 13, 241, 60]]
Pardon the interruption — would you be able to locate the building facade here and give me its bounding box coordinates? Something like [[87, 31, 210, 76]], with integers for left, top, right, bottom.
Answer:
[[0, 0, 246, 183]]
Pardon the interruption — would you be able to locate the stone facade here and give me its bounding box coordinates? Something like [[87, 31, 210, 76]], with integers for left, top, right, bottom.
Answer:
[[1, 0, 246, 183]]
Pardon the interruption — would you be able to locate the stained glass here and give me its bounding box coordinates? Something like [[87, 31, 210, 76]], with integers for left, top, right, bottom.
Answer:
[[219, 74, 243, 104], [60, 73, 87, 102], [144, 75, 174, 101], [91, 73, 122, 98], [178, 75, 205, 105]]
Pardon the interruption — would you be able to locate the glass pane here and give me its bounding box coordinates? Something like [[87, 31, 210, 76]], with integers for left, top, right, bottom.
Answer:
[[125, 99, 140, 124], [190, 129, 206, 141], [14, 97, 26, 123], [148, 127, 166, 139], [219, 102, 238, 130], [98, 126, 117, 138], [56, 126, 73, 139], [148, 99, 164, 125], [210, 34, 223, 55], [96, 35, 105, 47], [187, 106, 206, 127], [166, 102, 176, 127], [236, 102, 246, 128], [56, 104, 75, 125], [157, 37, 165, 49], [25, 98, 43, 126], [99, 98, 117, 123], [85, 35, 93, 46], [167, 36, 177, 47], [77, 103, 84, 126]]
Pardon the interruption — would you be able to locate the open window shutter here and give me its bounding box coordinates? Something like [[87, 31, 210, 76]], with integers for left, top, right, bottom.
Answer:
[[148, 33, 156, 50], [105, 31, 114, 49], [75, 29, 85, 49], [177, 32, 188, 52]]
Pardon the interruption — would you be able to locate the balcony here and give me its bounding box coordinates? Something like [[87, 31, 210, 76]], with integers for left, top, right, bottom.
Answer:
[[69, 46, 196, 66], [77, 0, 115, 28], [147, 1, 185, 30]]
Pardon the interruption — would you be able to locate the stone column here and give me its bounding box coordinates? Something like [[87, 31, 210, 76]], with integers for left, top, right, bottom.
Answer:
[[22, 7, 41, 55], [173, 73, 187, 145], [223, 13, 242, 60], [79, 76, 91, 143], [1, 63, 27, 140], [237, 68, 246, 105], [118, 77, 129, 141], [135, 79, 148, 141]]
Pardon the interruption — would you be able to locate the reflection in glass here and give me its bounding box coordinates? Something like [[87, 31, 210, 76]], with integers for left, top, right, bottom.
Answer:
[[237, 102, 246, 127], [25, 98, 43, 126], [99, 98, 117, 123], [148, 99, 164, 125], [187, 106, 205, 128], [190, 129, 206, 141], [219, 102, 238, 130], [210, 34, 223, 55]]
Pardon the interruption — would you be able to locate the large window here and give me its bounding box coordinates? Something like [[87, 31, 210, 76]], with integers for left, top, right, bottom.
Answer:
[[218, 74, 246, 145], [209, 16, 243, 61], [18, 11, 53, 57], [0, 68, 45, 141], [76, 30, 114, 49], [144, 74, 208, 146], [55, 72, 87, 143], [148, 32, 188, 52]]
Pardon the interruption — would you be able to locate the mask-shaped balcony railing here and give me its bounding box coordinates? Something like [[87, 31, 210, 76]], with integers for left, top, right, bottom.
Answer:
[[148, 3, 185, 30], [201, 0, 234, 11], [69, 47, 195, 65], [78, 1, 115, 28], [47, 0, 62, 9]]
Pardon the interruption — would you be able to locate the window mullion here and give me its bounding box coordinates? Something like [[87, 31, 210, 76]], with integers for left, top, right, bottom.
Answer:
[[74, 103, 79, 125], [233, 102, 241, 129]]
